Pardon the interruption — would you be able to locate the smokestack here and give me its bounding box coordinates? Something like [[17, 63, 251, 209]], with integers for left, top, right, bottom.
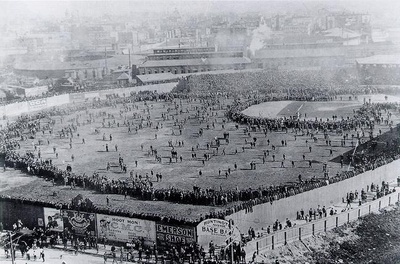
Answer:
[[104, 47, 108, 75], [129, 49, 131, 69]]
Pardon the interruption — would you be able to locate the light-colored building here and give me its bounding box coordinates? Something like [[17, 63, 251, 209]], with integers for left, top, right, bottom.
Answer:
[[134, 47, 251, 75]]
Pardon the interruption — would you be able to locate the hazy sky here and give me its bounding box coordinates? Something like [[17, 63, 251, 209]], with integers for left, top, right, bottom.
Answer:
[[1, 0, 399, 23]]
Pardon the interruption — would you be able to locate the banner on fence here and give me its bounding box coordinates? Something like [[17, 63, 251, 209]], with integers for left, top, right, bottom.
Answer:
[[196, 218, 241, 250], [156, 223, 196, 246], [96, 214, 156, 242], [85, 92, 99, 99], [61, 210, 96, 236], [28, 98, 47, 111], [47, 94, 70, 107], [44, 207, 64, 232], [24, 86, 48, 97], [69, 93, 86, 103]]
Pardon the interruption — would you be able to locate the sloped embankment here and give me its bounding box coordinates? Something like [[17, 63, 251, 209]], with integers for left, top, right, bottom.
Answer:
[[257, 204, 400, 264]]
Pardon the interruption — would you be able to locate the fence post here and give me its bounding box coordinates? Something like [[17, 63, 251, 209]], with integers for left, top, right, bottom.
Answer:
[[379, 200, 381, 210], [272, 235, 275, 250], [398, 192, 400, 202], [358, 209, 361, 218], [389, 196, 391, 205], [324, 220, 327, 232], [347, 213, 350, 223], [336, 217, 338, 227], [256, 241, 259, 255], [369, 204, 371, 214], [312, 224, 315, 236], [299, 227, 302, 241], [284, 232, 287, 245]]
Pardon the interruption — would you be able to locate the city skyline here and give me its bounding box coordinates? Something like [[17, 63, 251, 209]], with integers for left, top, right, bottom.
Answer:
[[1, 0, 399, 20]]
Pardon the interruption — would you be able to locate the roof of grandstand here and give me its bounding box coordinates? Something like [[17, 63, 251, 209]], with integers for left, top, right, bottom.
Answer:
[[147, 51, 243, 58], [136, 73, 179, 83], [140, 57, 251, 68], [255, 47, 345, 59], [14, 54, 145, 71], [356, 54, 400, 65], [134, 69, 265, 84], [136, 69, 264, 84], [175, 68, 264, 78], [323, 28, 362, 39]]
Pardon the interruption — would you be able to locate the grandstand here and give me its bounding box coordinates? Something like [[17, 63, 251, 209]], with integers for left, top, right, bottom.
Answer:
[[356, 54, 400, 85], [1, 67, 400, 263], [132, 47, 251, 80]]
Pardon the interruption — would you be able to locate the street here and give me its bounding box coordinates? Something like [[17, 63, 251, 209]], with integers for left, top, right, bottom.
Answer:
[[0, 247, 105, 264]]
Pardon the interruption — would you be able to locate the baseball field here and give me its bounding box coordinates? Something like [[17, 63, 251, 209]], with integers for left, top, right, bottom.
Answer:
[[1, 93, 399, 220]]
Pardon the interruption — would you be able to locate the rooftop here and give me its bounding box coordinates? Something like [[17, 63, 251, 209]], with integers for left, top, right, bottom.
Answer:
[[136, 73, 178, 83], [255, 47, 345, 59], [117, 72, 130, 80], [147, 51, 243, 57], [140, 57, 251, 68], [323, 28, 362, 39], [356, 54, 400, 65], [14, 55, 145, 71]]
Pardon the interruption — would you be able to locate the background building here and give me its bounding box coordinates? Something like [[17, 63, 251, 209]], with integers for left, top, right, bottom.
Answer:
[[356, 54, 400, 85], [133, 47, 251, 76]]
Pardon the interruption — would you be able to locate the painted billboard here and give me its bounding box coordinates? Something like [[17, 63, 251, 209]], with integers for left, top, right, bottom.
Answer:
[[196, 218, 241, 250], [28, 98, 47, 111], [61, 210, 96, 236], [156, 223, 196, 246], [69, 93, 86, 103], [96, 214, 156, 242], [44, 207, 64, 232]]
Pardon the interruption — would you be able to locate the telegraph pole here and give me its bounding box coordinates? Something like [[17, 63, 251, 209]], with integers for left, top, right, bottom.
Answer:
[[229, 219, 234, 264], [9, 231, 14, 264]]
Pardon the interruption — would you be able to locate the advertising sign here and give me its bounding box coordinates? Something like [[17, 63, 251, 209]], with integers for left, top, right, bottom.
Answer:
[[96, 214, 156, 242], [69, 93, 86, 103], [61, 210, 96, 236], [44, 207, 64, 232], [99, 90, 111, 99], [156, 223, 196, 246], [85, 92, 99, 99], [47, 94, 70, 107], [24, 86, 49, 97], [28, 98, 47, 111], [196, 219, 241, 250]]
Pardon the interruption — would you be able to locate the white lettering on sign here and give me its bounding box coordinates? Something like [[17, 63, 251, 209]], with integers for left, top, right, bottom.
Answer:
[[97, 214, 156, 242], [28, 99, 47, 110]]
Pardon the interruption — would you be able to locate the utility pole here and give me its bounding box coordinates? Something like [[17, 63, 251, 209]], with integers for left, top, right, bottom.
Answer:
[[8, 231, 14, 264], [229, 219, 234, 264]]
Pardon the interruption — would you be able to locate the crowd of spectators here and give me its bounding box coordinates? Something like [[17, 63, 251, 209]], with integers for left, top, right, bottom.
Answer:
[[2, 69, 400, 227], [359, 65, 400, 86]]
